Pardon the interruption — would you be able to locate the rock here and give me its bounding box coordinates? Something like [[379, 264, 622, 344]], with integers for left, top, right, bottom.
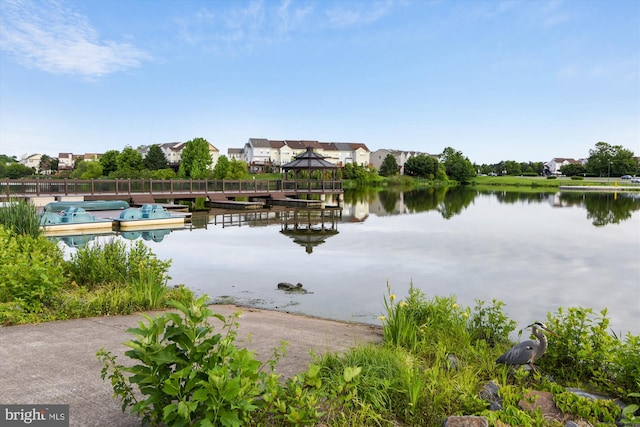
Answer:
[[519, 390, 563, 422], [479, 380, 502, 411], [277, 282, 306, 292], [442, 415, 488, 427], [488, 401, 502, 411], [479, 380, 500, 402], [447, 354, 460, 371]]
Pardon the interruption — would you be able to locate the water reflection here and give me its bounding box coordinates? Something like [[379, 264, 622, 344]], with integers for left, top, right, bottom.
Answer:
[[279, 208, 341, 254], [119, 227, 176, 242], [48, 232, 112, 248], [347, 187, 640, 226], [52, 189, 639, 250], [49, 226, 183, 247]]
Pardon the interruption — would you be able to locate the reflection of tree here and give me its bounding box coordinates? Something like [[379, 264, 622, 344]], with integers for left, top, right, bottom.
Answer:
[[378, 190, 399, 213], [344, 187, 379, 205], [560, 192, 640, 227], [551, 192, 585, 207], [437, 187, 477, 219], [402, 187, 477, 219], [351, 187, 640, 226], [404, 188, 445, 212], [489, 191, 551, 204]]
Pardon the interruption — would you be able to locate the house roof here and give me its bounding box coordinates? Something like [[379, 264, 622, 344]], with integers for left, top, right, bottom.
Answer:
[[550, 157, 577, 163], [284, 140, 323, 150], [249, 138, 271, 148], [246, 138, 370, 153]]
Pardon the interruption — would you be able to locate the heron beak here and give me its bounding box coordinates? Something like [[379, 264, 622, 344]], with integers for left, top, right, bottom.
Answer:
[[543, 327, 559, 337]]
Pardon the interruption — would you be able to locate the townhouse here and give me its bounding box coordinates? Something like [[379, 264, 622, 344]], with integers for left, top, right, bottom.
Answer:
[[238, 138, 370, 173]]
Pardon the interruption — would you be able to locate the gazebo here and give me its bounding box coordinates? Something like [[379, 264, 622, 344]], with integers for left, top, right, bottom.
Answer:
[[281, 147, 340, 197], [279, 208, 341, 254]]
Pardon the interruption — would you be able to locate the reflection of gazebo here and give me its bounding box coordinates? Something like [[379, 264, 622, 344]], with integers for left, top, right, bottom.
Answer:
[[280, 208, 341, 254], [281, 147, 340, 198]]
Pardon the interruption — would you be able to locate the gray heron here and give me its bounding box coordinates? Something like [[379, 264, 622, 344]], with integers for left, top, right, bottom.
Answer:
[[496, 322, 558, 371]]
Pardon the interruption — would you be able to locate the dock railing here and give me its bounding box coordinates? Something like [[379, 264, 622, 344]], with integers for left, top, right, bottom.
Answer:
[[0, 178, 343, 199]]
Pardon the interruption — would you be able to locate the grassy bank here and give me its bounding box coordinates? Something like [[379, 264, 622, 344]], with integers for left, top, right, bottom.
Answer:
[[99, 286, 640, 426], [471, 175, 637, 188], [0, 200, 195, 325]]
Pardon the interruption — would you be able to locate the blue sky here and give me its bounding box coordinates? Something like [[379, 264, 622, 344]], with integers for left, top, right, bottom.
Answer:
[[1, 0, 638, 165]]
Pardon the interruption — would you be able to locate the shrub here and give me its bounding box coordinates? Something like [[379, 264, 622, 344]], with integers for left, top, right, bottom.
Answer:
[[571, 175, 584, 180], [97, 297, 279, 426], [467, 298, 517, 348], [547, 175, 558, 180], [541, 307, 640, 400], [0, 226, 65, 316], [66, 239, 171, 290]]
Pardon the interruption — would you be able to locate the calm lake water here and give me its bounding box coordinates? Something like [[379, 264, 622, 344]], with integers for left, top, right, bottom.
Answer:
[[59, 188, 640, 335]]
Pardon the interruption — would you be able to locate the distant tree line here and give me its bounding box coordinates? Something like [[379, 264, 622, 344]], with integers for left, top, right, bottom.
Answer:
[[0, 138, 250, 180], [1, 141, 637, 181]]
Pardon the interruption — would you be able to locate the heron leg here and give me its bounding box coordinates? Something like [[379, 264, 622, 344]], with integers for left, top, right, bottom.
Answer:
[[528, 363, 537, 372]]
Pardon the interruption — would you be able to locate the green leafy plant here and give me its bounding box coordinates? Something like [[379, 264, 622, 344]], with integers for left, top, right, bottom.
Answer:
[[549, 383, 621, 424], [467, 298, 517, 347], [541, 307, 639, 399], [620, 392, 640, 425], [98, 296, 283, 426], [0, 226, 65, 316]]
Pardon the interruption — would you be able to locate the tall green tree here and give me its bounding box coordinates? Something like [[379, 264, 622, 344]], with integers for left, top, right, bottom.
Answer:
[[113, 146, 144, 178], [585, 141, 637, 177], [178, 138, 213, 179], [440, 147, 476, 183], [70, 160, 103, 179], [100, 150, 120, 176], [144, 145, 168, 170], [379, 154, 399, 177], [225, 158, 249, 179], [404, 154, 439, 179], [117, 146, 144, 171], [38, 155, 55, 174], [502, 160, 522, 176], [212, 155, 230, 179]]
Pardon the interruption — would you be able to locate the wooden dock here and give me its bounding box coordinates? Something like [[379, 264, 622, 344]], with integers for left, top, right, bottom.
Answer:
[[271, 198, 324, 208], [207, 200, 266, 210]]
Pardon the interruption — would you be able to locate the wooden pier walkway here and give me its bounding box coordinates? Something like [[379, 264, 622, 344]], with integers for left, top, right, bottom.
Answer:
[[0, 178, 343, 204]]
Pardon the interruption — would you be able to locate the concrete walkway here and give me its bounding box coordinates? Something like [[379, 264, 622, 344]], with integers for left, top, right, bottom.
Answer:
[[0, 305, 382, 426]]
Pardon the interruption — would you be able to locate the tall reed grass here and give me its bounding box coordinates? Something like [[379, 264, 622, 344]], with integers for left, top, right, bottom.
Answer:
[[0, 198, 42, 237]]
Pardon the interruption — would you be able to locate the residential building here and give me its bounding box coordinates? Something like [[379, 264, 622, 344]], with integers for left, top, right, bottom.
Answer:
[[370, 149, 437, 174], [20, 154, 43, 172], [544, 158, 579, 175], [227, 148, 243, 161], [241, 138, 370, 173], [57, 153, 75, 171]]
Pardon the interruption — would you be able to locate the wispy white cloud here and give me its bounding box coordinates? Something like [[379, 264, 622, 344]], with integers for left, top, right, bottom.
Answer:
[[177, 0, 396, 53], [324, 0, 394, 28], [0, 0, 150, 78]]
